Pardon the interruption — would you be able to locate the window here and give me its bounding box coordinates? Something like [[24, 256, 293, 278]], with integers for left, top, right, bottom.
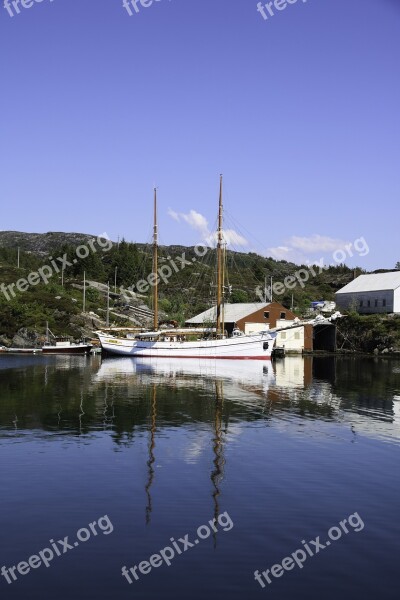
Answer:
[[375, 299, 378, 307], [383, 299, 386, 307], [367, 300, 371, 307], [360, 300, 363, 307], [294, 332, 300, 340], [280, 312, 286, 319], [281, 332, 286, 340], [264, 311, 270, 318]]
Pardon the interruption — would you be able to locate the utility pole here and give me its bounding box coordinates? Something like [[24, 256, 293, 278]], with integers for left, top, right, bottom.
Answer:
[[17, 247, 20, 269], [114, 266, 118, 294], [106, 282, 110, 327], [83, 271, 86, 314]]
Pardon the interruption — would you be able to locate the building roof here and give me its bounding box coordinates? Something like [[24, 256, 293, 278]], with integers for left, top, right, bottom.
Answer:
[[186, 303, 270, 324], [336, 272, 400, 294]]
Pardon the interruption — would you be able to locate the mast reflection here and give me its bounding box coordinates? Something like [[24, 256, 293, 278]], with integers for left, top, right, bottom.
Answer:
[[211, 379, 226, 547], [145, 384, 157, 525], [79, 391, 85, 434]]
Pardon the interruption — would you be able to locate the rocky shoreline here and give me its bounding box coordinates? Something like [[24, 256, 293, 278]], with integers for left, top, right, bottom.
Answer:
[[2, 313, 400, 356]]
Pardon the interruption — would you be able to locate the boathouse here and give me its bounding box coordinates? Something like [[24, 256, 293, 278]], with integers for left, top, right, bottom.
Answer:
[[335, 272, 400, 314], [185, 302, 313, 352]]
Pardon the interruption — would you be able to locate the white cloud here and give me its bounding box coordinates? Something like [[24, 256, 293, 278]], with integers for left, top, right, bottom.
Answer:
[[222, 229, 248, 247], [206, 229, 248, 247], [267, 245, 308, 263], [167, 208, 180, 222], [181, 209, 209, 238], [289, 234, 349, 253], [168, 208, 248, 247], [268, 245, 291, 259], [267, 234, 352, 264]]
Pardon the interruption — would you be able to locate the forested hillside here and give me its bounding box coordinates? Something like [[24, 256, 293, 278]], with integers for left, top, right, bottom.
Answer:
[[0, 231, 365, 344]]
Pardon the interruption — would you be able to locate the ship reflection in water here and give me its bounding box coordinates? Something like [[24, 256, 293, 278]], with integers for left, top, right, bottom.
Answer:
[[0, 354, 399, 600], [94, 355, 400, 445]]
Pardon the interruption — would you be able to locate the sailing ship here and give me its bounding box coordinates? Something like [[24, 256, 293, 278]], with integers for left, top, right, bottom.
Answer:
[[96, 177, 277, 359]]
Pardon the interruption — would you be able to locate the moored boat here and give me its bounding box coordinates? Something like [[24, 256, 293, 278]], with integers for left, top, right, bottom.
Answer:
[[97, 328, 276, 360], [42, 337, 92, 355], [96, 177, 277, 360]]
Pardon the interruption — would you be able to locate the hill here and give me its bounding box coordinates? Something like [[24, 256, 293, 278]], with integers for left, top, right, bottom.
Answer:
[[0, 231, 98, 256], [0, 230, 363, 346]]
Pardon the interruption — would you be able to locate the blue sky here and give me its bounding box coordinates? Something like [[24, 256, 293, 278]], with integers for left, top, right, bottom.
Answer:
[[0, 0, 399, 270]]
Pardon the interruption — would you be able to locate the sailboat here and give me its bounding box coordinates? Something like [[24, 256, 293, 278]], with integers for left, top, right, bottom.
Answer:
[[96, 177, 277, 359]]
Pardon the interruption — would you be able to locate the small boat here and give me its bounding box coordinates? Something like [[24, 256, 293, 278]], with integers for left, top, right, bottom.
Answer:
[[42, 323, 92, 355], [42, 337, 92, 355]]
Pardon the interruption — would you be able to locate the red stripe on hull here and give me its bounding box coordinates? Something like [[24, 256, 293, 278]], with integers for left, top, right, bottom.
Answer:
[[109, 353, 272, 360]]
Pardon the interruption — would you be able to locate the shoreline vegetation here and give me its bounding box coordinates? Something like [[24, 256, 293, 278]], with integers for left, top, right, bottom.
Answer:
[[0, 232, 399, 355], [336, 313, 400, 356]]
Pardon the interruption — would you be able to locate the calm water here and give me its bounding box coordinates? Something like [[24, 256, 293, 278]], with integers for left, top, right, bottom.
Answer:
[[0, 354, 399, 600]]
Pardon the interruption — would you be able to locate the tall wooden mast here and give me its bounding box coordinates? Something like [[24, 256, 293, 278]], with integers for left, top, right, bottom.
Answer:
[[153, 188, 158, 331], [216, 175, 223, 335]]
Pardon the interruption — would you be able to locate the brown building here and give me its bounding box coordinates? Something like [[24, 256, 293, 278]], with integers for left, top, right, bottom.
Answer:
[[185, 302, 313, 352]]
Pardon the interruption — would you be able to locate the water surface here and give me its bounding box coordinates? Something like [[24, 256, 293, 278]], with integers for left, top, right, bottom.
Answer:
[[1, 355, 399, 599]]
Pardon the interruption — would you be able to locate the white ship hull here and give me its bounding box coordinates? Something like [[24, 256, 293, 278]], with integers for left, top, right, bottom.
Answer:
[[97, 331, 276, 360]]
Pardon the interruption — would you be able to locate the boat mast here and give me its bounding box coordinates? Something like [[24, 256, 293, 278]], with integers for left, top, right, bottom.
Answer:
[[222, 242, 226, 336], [216, 175, 223, 335], [153, 188, 158, 331]]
